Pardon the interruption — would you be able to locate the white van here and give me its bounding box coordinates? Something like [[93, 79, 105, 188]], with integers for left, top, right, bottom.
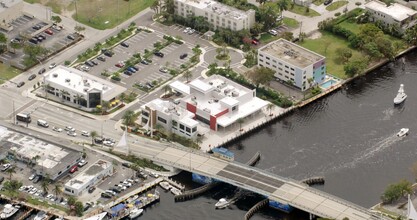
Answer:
[[37, 119, 49, 128]]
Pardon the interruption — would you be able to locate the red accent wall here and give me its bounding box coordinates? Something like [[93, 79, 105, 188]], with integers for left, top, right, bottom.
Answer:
[[186, 103, 196, 113], [215, 108, 229, 118], [210, 115, 217, 131]]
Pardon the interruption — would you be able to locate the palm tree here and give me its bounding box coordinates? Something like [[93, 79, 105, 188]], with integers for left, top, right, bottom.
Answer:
[[52, 184, 62, 203], [237, 118, 245, 131], [101, 100, 110, 114], [122, 110, 136, 127], [119, 93, 126, 105], [163, 85, 171, 95], [266, 103, 275, 116], [6, 166, 16, 180], [130, 163, 140, 177], [277, 0, 289, 17], [41, 177, 50, 194], [31, 155, 41, 167], [91, 131, 98, 145], [183, 70, 192, 83]]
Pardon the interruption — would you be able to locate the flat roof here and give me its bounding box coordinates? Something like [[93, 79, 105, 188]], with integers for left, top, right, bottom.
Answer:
[[175, 0, 254, 21], [142, 98, 195, 119], [0, 126, 81, 177], [216, 97, 268, 127], [65, 160, 111, 190], [44, 65, 126, 101], [170, 81, 190, 95], [259, 38, 325, 68], [365, 0, 417, 21], [190, 79, 213, 93], [0, 0, 22, 13]]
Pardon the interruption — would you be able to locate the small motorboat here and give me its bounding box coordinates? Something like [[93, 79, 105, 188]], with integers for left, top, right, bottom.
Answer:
[[394, 84, 407, 105], [215, 198, 230, 209], [129, 207, 144, 219], [34, 211, 48, 220], [159, 181, 171, 191], [170, 187, 182, 196], [397, 128, 409, 137], [0, 204, 20, 219]]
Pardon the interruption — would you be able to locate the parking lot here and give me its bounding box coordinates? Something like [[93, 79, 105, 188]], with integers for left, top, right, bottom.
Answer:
[[78, 30, 193, 90], [0, 15, 79, 70]]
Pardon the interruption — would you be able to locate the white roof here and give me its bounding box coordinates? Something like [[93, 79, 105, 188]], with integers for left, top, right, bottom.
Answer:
[[365, 1, 417, 21], [217, 97, 269, 127], [170, 81, 190, 95], [180, 117, 199, 128], [142, 98, 193, 119], [65, 160, 111, 190], [220, 96, 239, 107], [44, 65, 126, 101], [189, 79, 213, 93]]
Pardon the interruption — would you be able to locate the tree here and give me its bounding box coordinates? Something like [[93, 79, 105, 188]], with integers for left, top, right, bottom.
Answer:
[[23, 45, 49, 60], [266, 103, 275, 116], [41, 177, 50, 194], [74, 25, 86, 35], [119, 92, 126, 105], [101, 100, 110, 114], [3, 180, 22, 199], [381, 179, 412, 203], [245, 66, 274, 88], [277, 0, 289, 17], [258, 3, 280, 30], [237, 118, 245, 131], [256, 0, 269, 5], [9, 42, 20, 53], [183, 70, 192, 82], [68, 196, 77, 207], [6, 166, 16, 180], [0, 32, 7, 52], [31, 155, 41, 167], [344, 59, 368, 76], [122, 110, 137, 127], [52, 184, 62, 203], [403, 25, 417, 45], [280, 32, 294, 41], [74, 201, 84, 216], [150, 0, 160, 14], [51, 15, 62, 24], [91, 131, 98, 145], [163, 85, 171, 95], [335, 47, 352, 63]]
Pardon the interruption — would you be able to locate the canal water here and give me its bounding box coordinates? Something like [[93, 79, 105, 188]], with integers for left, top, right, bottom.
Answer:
[[143, 51, 417, 220]]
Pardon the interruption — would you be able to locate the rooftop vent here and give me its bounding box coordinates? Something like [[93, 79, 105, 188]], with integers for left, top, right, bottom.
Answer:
[[232, 91, 239, 97], [52, 73, 58, 78], [65, 78, 71, 83]]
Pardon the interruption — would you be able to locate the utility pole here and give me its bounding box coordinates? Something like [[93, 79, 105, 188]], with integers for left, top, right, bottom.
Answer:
[[299, 21, 303, 39], [74, 0, 78, 20], [12, 101, 15, 125]]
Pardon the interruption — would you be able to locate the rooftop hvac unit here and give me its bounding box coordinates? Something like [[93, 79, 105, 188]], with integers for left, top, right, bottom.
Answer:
[[52, 73, 58, 77], [84, 88, 88, 92], [232, 91, 239, 97], [203, 108, 211, 113], [102, 86, 108, 90], [65, 78, 71, 83], [224, 89, 230, 94]]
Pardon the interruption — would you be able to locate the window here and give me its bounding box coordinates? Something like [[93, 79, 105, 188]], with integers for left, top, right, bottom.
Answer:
[[142, 111, 149, 117], [285, 65, 289, 68], [259, 54, 264, 57], [273, 65, 276, 68], [259, 59, 264, 62], [266, 62, 270, 65], [186, 127, 191, 133], [278, 67, 282, 71], [232, 106, 237, 111], [290, 68, 294, 71], [273, 60, 276, 63], [180, 124, 185, 130], [285, 70, 289, 73], [157, 117, 167, 124], [192, 127, 197, 133], [266, 57, 270, 60]]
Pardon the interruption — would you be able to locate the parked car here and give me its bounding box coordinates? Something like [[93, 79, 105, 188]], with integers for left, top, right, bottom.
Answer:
[[49, 63, 56, 69], [97, 56, 106, 62], [88, 186, 96, 193], [115, 62, 125, 68], [183, 27, 191, 33], [29, 174, 36, 181], [140, 60, 149, 65], [0, 176, 4, 184], [91, 60, 98, 65], [122, 162, 131, 168], [67, 34, 75, 40], [28, 74, 37, 81], [154, 51, 164, 58], [127, 67, 137, 72], [188, 29, 196, 35], [32, 25, 41, 30], [180, 53, 188, 59], [101, 192, 112, 198], [1, 163, 11, 171], [78, 160, 88, 167], [81, 131, 90, 137], [29, 38, 38, 44], [67, 131, 77, 137], [33, 175, 41, 183], [85, 61, 95, 67], [52, 25, 62, 31], [159, 66, 168, 73], [65, 126, 75, 132], [104, 50, 114, 57], [276, 15, 283, 22], [251, 39, 259, 45], [44, 29, 53, 35], [38, 68, 46, 75], [70, 165, 78, 173], [52, 126, 63, 132], [10, 37, 21, 43], [16, 82, 25, 88], [268, 29, 278, 36], [120, 41, 129, 47], [124, 70, 133, 76]]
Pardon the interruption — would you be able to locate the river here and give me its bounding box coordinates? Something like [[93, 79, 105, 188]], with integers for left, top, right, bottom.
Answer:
[[141, 51, 417, 220]]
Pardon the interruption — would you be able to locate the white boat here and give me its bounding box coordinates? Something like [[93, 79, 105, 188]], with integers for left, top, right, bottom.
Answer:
[[394, 84, 407, 105], [397, 128, 409, 137], [129, 207, 144, 219], [170, 187, 182, 196], [159, 181, 171, 191], [0, 204, 20, 219], [34, 211, 48, 220], [215, 198, 230, 209]]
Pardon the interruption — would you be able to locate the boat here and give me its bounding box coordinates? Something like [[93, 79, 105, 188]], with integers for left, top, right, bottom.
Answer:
[[170, 187, 182, 196], [34, 211, 48, 220], [215, 198, 230, 209], [397, 128, 409, 137], [394, 84, 407, 105], [129, 207, 144, 219], [159, 181, 171, 191], [0, 204, 20, 219]]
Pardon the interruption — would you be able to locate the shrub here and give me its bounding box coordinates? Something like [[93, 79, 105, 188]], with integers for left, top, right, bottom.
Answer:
[[335, 12, 341, 17], [355, 2, 361, 5]]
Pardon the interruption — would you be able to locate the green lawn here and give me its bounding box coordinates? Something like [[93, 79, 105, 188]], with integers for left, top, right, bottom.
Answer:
[[288, 4, 321, 17], [326, 1, 348, 11], [299, 32, 365, 79], [312, 0, 326, 6], [283, 17, 299, 28], [0, 64, 22, 84], [260, 33, 280, 44], [72, 0, 155, 30]]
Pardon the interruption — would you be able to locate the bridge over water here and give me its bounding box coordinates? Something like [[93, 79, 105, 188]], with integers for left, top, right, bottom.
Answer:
[[133, 143, 387, 220]]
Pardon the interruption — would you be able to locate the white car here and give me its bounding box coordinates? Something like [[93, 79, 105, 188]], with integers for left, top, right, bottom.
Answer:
[[19, 186, 26, 191], [61, 199, 68, 206], [29, 188, 38, 194], [78, 159, 88, 167], [159, 66, 168, 73], [81, 131, 90, 137], [35, 190, 42, 197], [150, 172, 159, 178], [269, 29, 278, 36], [29, 174, 36, 180], [188, 29, 196, 34], [103, 141, 114, 147], [183, 27, 191, 33], [52, 126, 63, 132], [65, 126, 75, 132], [67, 131, 77, 137], [49, 63, 56, 69], [46, 194, 53, 199]]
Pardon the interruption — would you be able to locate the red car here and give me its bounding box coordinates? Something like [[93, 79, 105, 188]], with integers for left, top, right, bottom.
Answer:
[[252, 39, 259, 45], [69, 165, 78, 173], [44, 29, 53, 35], [115, 62, 125, 68]]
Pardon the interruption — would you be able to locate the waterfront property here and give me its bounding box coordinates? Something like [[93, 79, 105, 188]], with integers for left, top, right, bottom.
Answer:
[[64, 160, 113, 196], [173, 0, 255, 31], [365, 0, 417, 32], [258, 39, 326, 91], [140, 75, 269, 138], [0, 126, 82, 181], [42, 65, 126, 111]]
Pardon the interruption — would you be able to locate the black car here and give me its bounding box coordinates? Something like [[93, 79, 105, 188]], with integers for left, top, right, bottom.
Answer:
[[83, 203, 91, 211], [28, 74, 37, 81], [122, 162, 131, 168], [120, 42, 129, 47], [131, 66, 139, 71], [32, 25, 41, 30], [38, 68, 46, 74], [104, 50, 114, 57], [67, 34, 75, 40], [88, 186, 96, 193], [33, 175, 42, 183], [29, 38, 38, 44], [180, 53, 188, 59], [154, 51, 164, 58], [16, 82, 25, 88], [101, 192, 112, 198], [324, 0, 332, 5], [124, 70, 133, 76], [94, 137, 104, 144], [97, 56, 106, 62], [91, 60, 98, 65], [85, 61, 94, 67]]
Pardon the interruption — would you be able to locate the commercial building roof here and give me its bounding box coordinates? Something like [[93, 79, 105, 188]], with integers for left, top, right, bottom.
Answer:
[[175, 0, 253, 21], [0, 126, 81, 179], [65, 160, 111, 190], [216, 97, 268, 127], [0, 0, 22, 13], [259, 39, 325, 68], [44, 65, 126, 102], [365, 0, 417, 21], [170, 81, 190, 95]]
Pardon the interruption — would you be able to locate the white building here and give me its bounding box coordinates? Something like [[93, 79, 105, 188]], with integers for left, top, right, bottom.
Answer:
[[173, 0, 255, 31], [140, 75, 269, 138], [258, 39, 326, 91], [64, 160, 112, 196], [43, 65, 126, 110], [365, 0, 417, 31]]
